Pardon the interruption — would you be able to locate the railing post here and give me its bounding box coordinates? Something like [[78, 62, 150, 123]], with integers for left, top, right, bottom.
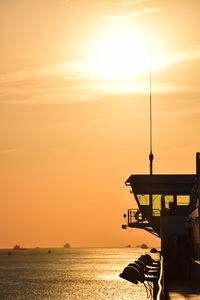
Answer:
[[153, 281, 158, 300]]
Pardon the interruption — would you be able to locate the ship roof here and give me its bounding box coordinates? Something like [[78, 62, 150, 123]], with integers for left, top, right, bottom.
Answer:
[[125, 174, 196, 194]]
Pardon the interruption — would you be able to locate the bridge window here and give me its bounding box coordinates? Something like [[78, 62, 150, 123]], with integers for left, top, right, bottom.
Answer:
[[164, 195, 174, 209], [177, 195, 190, 206], [137, 194, 150, 205], [152, 194, 162, 216]]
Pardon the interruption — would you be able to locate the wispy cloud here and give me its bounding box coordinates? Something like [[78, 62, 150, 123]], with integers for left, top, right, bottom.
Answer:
[[0, 44, 200, 104], [153, 44, 200, 71], [121, 0, 151, 6], [0, 61, 96, 83], [0, 148, 20, 154], [102, 8, 160, 23], [0, 61, 103, 104]]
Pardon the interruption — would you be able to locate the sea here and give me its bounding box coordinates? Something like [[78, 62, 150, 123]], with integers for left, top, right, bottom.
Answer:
[[0, 247, 154, 300]]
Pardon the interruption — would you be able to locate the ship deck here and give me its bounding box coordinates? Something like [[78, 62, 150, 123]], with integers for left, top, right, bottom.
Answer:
[[168, 260, 200, 299], [168, 281, 200, 299]]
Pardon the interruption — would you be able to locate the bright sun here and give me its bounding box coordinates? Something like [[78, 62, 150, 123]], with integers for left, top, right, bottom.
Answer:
[[92, 27, 152, 79]]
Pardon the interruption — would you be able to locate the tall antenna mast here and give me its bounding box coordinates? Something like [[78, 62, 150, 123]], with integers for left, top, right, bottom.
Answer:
[[149, 41, 154, 175]]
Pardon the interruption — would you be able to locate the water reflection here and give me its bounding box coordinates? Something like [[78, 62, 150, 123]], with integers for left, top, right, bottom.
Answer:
[[0, 248, 148, 299]]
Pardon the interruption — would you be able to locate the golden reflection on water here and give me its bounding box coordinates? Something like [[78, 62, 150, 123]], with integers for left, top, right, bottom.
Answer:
[[0, 248, 150, 299]]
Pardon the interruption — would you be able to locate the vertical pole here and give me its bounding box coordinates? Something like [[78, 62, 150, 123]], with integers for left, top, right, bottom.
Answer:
[[149, 41, 154, 175], [197, 153, 200, 258], [149, 153, 154, 175]]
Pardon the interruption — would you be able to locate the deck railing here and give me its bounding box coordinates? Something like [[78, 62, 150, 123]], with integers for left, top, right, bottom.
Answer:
[[128, 208, 161, 223], [156, 255, 166, 300], [152, 209, 161, 217], [127, 209, 138, 223]]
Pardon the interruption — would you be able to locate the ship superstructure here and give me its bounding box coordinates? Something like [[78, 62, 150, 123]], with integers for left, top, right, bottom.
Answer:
[[121, 153, 200, 298], [120, 48, 200, 298]]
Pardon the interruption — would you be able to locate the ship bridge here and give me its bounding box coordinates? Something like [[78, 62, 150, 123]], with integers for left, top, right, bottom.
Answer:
[[123, 174, 197, 236]]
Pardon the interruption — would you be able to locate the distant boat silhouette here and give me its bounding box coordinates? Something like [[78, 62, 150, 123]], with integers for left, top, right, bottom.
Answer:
[[13, 245, 27, 250], [136, 243, 148, 249]]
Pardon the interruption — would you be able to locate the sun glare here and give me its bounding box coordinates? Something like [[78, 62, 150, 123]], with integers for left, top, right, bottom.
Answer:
[[83, 26, 165, 93], [91, 28, 151, 79]]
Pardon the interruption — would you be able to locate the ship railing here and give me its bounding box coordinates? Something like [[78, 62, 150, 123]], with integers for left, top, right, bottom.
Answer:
[[128, 209, 146, 223], [128, 209, 137, 223], [156, 255, 167, 300], [128, 209, 161, 222], [152, 209, 161, 217], [177, 202, 189, 206]]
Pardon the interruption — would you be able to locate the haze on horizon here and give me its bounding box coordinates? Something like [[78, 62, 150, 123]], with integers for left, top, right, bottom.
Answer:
[[1, 0, 200, 248]]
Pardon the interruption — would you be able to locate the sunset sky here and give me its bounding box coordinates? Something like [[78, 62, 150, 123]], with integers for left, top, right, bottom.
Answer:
[[1, 0, 200, 248]]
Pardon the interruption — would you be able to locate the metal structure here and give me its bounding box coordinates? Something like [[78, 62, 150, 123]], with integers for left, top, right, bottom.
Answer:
[[121, 154, 200, 298]]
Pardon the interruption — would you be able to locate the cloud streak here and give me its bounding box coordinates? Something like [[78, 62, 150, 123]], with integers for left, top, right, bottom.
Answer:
[[101, 8, 160, 23], [157, 44, 200, 69], [121, 0, 151, 6], [0, 148, 21, 155], [0, 44, 200, 104]]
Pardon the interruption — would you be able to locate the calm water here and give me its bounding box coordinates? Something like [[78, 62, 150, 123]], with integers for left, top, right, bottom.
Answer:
[[0, 248, 150, 300]]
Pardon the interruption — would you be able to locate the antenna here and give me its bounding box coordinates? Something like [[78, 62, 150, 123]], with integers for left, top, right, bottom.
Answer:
[[149, 41, 154, 175]]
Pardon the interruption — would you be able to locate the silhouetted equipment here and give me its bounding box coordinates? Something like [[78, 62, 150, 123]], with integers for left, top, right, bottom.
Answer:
[[150, 248, 159, 253], [121, 224, 127, 230], [128, 262, 142, 272], [149, 152, 154, 175], [120, 253, 160, 286], [134, 260, 145, 270]]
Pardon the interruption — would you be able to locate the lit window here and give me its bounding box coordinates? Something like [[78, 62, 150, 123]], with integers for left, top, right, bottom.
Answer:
[[152, 194, 162, 210], [152, 209, 160, 216], [152, 194, 161, 216], [164, 195, 174, 209], [137, 194, 150, 205], [177, 195, 190, 206]]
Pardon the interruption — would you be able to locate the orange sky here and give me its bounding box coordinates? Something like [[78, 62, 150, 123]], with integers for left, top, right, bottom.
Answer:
[[0, 0, 200, 248]]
